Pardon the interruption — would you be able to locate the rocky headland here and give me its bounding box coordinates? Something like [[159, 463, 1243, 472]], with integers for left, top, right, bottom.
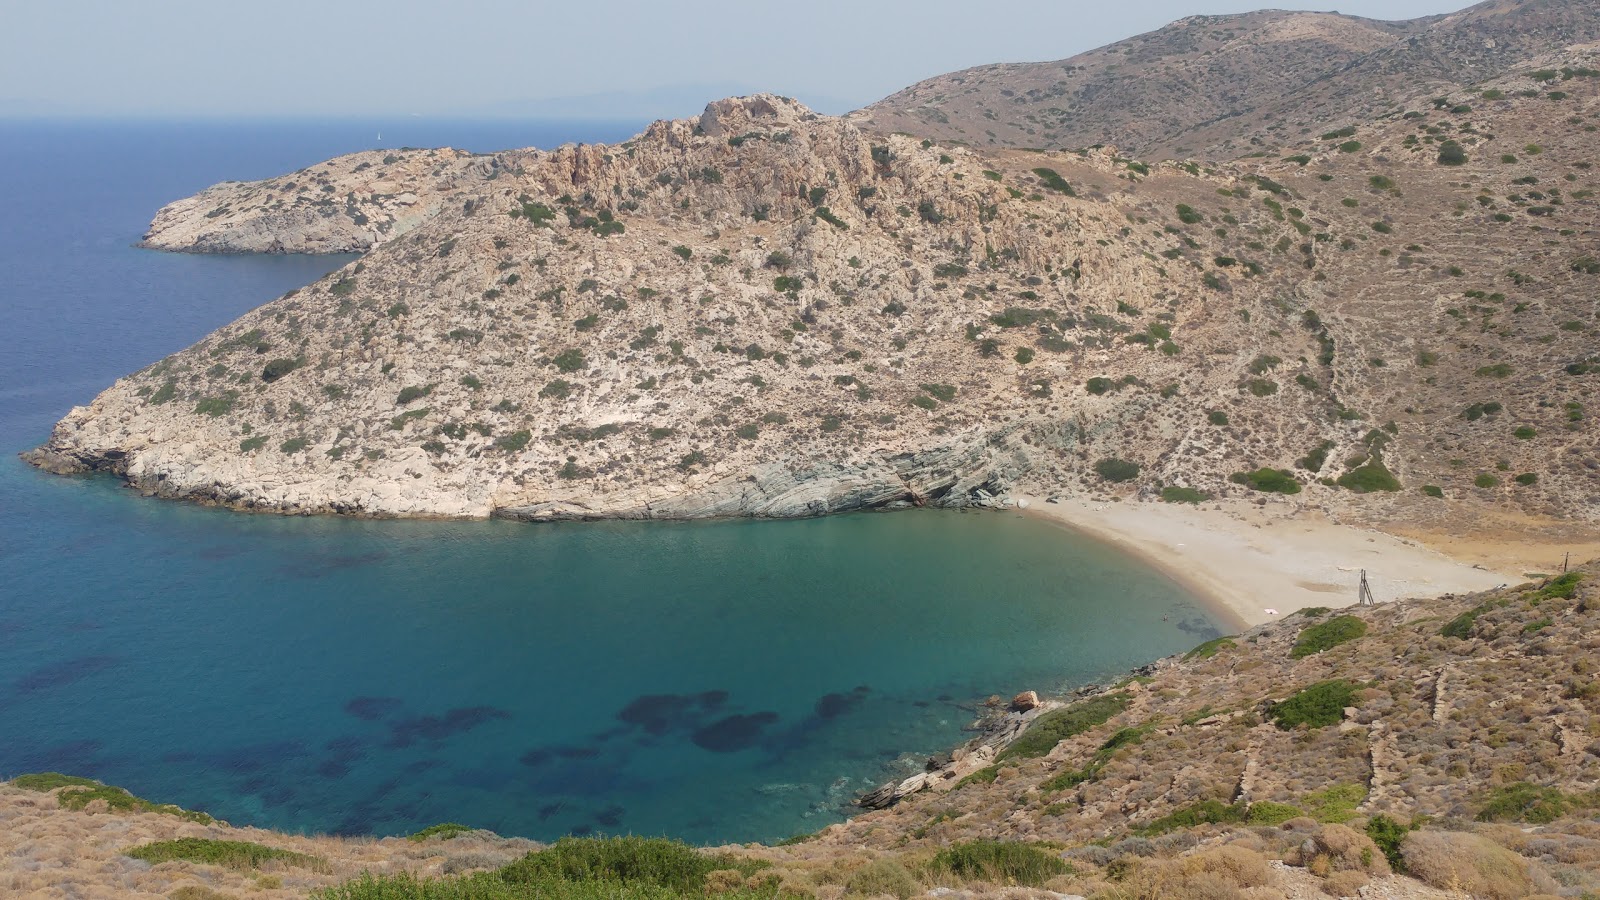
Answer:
[[26, 60, 1600, 532]]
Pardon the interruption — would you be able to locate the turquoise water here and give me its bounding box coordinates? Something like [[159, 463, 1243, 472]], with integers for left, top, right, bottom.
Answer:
[[0, 119, 1222, 844]]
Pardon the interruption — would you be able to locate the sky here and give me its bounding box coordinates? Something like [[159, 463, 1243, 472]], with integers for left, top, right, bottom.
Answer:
[[1, 0, 1476, 118]]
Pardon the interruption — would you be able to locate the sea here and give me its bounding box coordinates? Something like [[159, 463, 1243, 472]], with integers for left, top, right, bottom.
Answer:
[[0, 117, 1224, 844]]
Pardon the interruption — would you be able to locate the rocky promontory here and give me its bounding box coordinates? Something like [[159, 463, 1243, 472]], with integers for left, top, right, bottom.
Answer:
[[30, 73, 1600, 522]]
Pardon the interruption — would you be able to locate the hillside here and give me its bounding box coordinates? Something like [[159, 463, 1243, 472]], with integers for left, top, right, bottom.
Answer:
[[854, 0, 1600, 159], [6, 566, 1596, 898], [27, 65, 1600, 527]]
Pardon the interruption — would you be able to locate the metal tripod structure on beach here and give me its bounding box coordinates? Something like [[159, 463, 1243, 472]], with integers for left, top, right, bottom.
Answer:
[[1357, 570, 1376, 607]]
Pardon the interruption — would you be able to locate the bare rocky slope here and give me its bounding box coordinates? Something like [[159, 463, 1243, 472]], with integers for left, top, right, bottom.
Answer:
[[7, 567, 1598, 898], [27, 64, 1600, 525], [855, 0, 1600, 159]]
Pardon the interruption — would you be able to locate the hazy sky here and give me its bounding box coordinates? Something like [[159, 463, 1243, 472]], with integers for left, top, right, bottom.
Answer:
[[2, 0, 1474, 118]]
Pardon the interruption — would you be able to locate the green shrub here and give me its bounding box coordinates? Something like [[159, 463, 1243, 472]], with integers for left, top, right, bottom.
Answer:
[[552, 350, 587, 372], [1290, 615, 1368, 658], [1085, 376, 1114, 395], [1140, 800, 1247, 835], [920, 383, 957, 402], [1161, 486, 1210, 504], [1513, 425, 1536, 439], [498, 836, 760, 894], [1365, 815, 1411, 871], [240, 436, 267, 452], [125, 839, 320, 871], [1437, 141, 1467, 166], [1269, 679, 1359, 730], [1175, 204, 1203, 225], [1475, 363, 1513, 378], [410, 823, 473, 842], [999, 693, 1130, 760], [1532, 571, 1582, 601], [1031, 168, 1075, 195], [194, 392, 239, 417], [1184, 636, 1236, 660], [1572, 256, 1600, 275], [1476, 782, 1578, 824], [1247, 802, 1306, 826], [1421, 484, 1444, 498], [1094, 458, 1140, 483], [260, 358, 301, 383], [1337, 462, 1401, 493], [1339, 140, 1363, 153], [495, 431, 531, 453], [280, 437, 309, 454], [1514, 472, 1538, 486], [540, 380, 572, 400], [397, 385, 433, 405], [955, 765, 999, 789], [11, 774, 212, 823], [1305, 783, 1367, 823], [1246, 378, 1278, 396], [1474, 473, 1500, 489], [930, 840, 1070, 886], [1230, 468, 1301, 494]]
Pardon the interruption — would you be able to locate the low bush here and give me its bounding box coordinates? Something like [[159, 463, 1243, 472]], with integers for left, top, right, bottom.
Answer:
[[498, 837, 765, 894], [1290, 615, 1368, 658], [124, 838, 321, 871], [999, 693, 1130, 760], [1304, 783, 1367, 823], [411, 823, 474, 842], [1476, 782, 1582, 823], [1230, 468, 1301, 494], [930, 840, 1070, 886], [1246, 801, 1305, 826], [1269, 680, 1358, 730], [11, 773, 212, 823], [1160, 486, 1209, 504], [1139, 800, 1247, 835], [1031, 168, 1075, 195], [846, 858, 918, 898], [1183, 636, 1235, 660], [1402, 830, 1550, 900], [1094, 457, 1140, 483], [1336, 461, 1401, 493]]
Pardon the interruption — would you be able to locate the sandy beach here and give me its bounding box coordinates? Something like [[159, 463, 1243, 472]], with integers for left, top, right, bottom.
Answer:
[[1011, 495, 1583, 630]]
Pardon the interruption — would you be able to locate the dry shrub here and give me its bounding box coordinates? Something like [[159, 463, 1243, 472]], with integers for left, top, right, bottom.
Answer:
[[1181, 845, 1271, 888], [1320, 869, 1367, 897], [1402, 830, 1558, 899], [167, 887, 232, 900], [843, 857, 918, 899], [1308, 824, 1389, 876], [1092, 854, 1260, 900]]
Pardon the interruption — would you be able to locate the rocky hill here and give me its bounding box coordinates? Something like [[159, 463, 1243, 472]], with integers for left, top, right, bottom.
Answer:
[[7, 566, 1597, 898], [140, 148, 495, 254], [854, 0, 1600, 159], [27, 64, 1600, 525]]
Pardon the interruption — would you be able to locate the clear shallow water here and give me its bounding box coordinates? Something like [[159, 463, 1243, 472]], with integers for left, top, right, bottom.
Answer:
[[0, 119, 1223, 844]]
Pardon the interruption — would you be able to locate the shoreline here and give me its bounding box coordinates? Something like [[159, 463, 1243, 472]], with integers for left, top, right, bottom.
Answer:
[[1014, 495, 1524, 629]]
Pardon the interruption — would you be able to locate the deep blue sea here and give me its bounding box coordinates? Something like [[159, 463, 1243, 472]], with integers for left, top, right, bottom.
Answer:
[[0, 118, 1222, 844]]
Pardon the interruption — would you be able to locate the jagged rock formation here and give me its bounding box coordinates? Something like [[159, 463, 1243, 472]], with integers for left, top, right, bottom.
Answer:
[[28, 60, 1600, 521], [855, 0, 1600, 159]]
